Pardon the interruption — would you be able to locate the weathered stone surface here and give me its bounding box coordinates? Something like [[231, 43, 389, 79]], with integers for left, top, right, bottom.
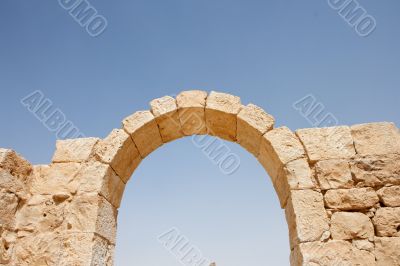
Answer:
[[52, 138, 99, 163], [324, 188, 379, 211], [0, 190, 19, 229], [65, 194, 117, 244], [315, 159, 353, 190], [377, 186, 400, 207], [237, 104, 274, 156], [296, 126, 356, 163], [0, 170, 29, 203], [122, 110, 163, 157], [375, 237, 400, 266], [205, 91, 243, 141], [352, 239, 374, 252], [0, 148, 32, 183], [331, 212, 374, 240], [351, 122, 400, 156], [274, 158, 314, 208], [291, 240, 376, 266], [150, 96, 183, 142], [373, 207, 400, 237], [285, 190, 329, 248], [176, 90, 207, 135], [351, 154, 400, 187], [74, 162, 125, 208], [94, 129, 141, 182], [258, 127, 305, 180]]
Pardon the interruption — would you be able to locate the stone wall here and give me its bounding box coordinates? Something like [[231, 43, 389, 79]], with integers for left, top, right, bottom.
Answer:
[[1, 90, 399, 265]]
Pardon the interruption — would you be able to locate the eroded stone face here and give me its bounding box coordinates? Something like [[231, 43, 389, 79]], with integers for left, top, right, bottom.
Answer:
[[375, 237, 400, 266], [176, 90, 208, 135], [205, 91, 243, 141], [330, 212, 374, 240], [377, 186, 400, 207], [315, 159, 353, 190], [52, 138, 99, 163], [324, 188, 379, 211], [373, 207, 400, 237]]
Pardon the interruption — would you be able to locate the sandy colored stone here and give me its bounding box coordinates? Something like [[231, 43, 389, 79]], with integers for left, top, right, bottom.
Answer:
[[331, 212, 374, 240], [296, 126, 356, 163], [94, 129, 141, 182], [150, 96, 183, 142], [205, 91, 243, 141], [285, 190, 329, 248], [377, 186, 400, 207], [0, 148, 32, 183], [52, 138, 99, 163], [176, 90, 208, 135], [258, 127, 305, 180], [375, 237, 400, 266], [65, 194, 117, 244], [0, 170, 29, 203], [122, 110, 163, 157], [0, 190, 19, 229], [315, 159, 354, 190], [352, 239, 374, 252], [324, 187, 379, 211], [74, 162, 125, 208], [274, 158, 314, 208], [237, 103, 274, 156], [351, 154, 400, 187], [291, 240, 376, 266], [351, 122, 400, 156], [373, 207, 400, 237]]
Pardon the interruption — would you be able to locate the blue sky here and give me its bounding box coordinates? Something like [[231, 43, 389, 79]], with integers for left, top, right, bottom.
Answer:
[[0, 0, 399, 265]]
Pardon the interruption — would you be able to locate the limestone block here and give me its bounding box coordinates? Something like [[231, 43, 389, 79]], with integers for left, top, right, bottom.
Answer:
[[351, 122, 400, 156], [65, 194, 117, 244], [350, 154, 400, 187], [315, 159, 353, 190], [0, 189, 19, 229], [375, 237, 400, 266], [324, 188, 379, 211], [258, 127, 305, 180], [377, 186, 400, 207], [274, 158, 314, 208], [94, 129, 141, 182], [74, 162, 125, 208], [176, 90, 207, 135], [237, 103, 274, 156], [0, 148, 32, 183], [290, 240, 376, 266], [52, 138, 99, 163], [285, 190, 329, 248], [0, 170, 29, 203], [150, 96, 183, 142], [205, 91, 243, 141], [122, 110, 163, 157], [296, 126, 356, 163], [331, 212, 374, 240], [373, 207, 400, 237], [352, 239, 374, 252], [30, 163, 81, 195]]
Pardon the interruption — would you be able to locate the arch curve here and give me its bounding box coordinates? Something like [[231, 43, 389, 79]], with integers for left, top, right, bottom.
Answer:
[[2, 90, 400, 265]]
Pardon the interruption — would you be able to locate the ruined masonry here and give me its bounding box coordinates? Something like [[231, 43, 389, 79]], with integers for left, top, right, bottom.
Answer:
[[1, 90, 400, 265]]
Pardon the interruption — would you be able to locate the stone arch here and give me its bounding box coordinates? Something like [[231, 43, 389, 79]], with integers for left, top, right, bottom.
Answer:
[[1, 91, 400, 265]]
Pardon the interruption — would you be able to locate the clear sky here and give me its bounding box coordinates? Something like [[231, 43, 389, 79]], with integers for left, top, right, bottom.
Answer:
[[1, 1, 399, 265]]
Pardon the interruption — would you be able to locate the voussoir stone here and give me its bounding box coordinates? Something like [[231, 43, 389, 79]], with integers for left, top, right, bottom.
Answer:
[[205, 91, 243, 141], [315, 159, 354, 190], [296, 126, 356, 163], [0, 148, 32, 183], [150, 95, 183, 143], [122, 110, 163, 158], [331, 212, 374, 240], [237, 103, 274, 156], [377, 186, 400, 207], [258, 127, 305, 181], [351, 122, 400, 156], [324, 188, 379, 211], [373, 207, 400, 237], [350, 154, 400, 187], [176, 90, 208, 135], [94, 129, 141, 182], [375, 237, 400, 266], [290, 240, 376, 266], [274, 158, 314, 208], [285, 190, 329, 248], [52, 138, 99, 163]]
